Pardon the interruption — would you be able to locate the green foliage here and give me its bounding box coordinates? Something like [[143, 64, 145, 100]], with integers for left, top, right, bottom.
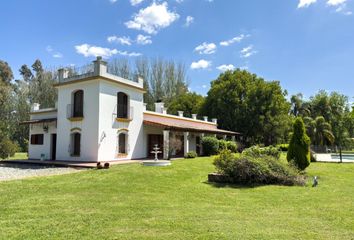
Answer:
[[0, 60, 13, 84], [201, 69, 291, 146], [287, 118, 311, 170], [0, 137, 19, 159], [277, 144, 289, 152], [226, 141, 238, 153], [201, 137, 219, 156], [304, 116, 335, 145], [184, 151, 197, 159], [167, 92, 204, 117], [243, 145, 281, 159], [218, 140, 228, 151], [213, 150, 304, 186]]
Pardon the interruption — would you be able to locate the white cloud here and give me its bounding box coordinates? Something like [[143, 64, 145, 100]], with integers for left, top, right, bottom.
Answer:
[[190, 59, 211, 69], [194, 42, 217, 54], [109, 0, 117, 3], [136, 34, 152, 45], [130, 0, 145, 6], [240, 45, 257, 58], [107, 36, 132, 45], [298, 0, 317, 8], [184, 16, 194, 27], [75, 44, 118, 58], [125, 2, 179, 34], [220, 34, 249, 46], [217, 64, 235, 72], [46, 45, 63, 58], [327, 0, 347, 6]]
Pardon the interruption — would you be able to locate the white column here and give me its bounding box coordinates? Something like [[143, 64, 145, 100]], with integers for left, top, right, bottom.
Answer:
[[200, 133, 205, 156], [231, 136, 236, 142], [184, 132, 190, 155], [163, 130, 170, 160], [223, 135, 227, 140]]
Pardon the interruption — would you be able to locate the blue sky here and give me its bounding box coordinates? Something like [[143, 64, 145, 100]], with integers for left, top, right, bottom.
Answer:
[[1, 0, 353, 99]]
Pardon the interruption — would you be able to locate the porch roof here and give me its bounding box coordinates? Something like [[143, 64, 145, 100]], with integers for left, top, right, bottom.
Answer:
[[20, 118, 57, 125], [143, 112, 240, 135]]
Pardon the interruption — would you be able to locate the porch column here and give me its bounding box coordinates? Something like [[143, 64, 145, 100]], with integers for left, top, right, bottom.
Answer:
[[223, 135, 227, 140], [231, 135, 235, 142], [184, 132, 190, 155], [200, 133, 205, 156], [163, 130, 170, 160]]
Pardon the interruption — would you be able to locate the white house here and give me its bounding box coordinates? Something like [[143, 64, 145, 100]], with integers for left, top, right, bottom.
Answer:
[[22, 57, 239, 162]]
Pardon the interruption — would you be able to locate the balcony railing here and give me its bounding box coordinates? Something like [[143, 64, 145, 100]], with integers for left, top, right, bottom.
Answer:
[[113, 105, 134, 121]]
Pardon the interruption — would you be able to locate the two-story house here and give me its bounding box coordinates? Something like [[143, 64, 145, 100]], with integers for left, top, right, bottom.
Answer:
[[22, 57, 239, 162]]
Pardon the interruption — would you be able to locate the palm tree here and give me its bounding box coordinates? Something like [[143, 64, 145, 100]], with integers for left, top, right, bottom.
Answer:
[[304, 116, 335, 146]]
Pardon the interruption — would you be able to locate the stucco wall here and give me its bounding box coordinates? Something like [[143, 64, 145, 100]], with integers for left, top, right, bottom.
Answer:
[[28, 122, 57, 160], [97, 79, 145, 161], [56, 80, 100, 162]]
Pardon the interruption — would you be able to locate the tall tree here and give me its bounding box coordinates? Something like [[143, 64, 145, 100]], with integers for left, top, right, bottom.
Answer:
[[0, 60, 14, 84], [167, 92, 204, 117], [304, 116, 335, 146], [201, 69, 290, 146]]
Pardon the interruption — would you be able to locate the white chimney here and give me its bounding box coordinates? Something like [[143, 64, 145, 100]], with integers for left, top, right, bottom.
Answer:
[[32, 103, 40, 111], [58, 68, 68, 82], [212, 118, 218, 124], [203, 116, 208, 122], [178, 111, 184, 117], [93, 56, 107, 75], [192, 114, 197, 120], [155, 102, 165, 114], [162, 107, 167, 114]]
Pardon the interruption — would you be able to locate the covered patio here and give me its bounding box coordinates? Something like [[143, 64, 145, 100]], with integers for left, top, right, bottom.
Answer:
[[143, 112, 240, 159]]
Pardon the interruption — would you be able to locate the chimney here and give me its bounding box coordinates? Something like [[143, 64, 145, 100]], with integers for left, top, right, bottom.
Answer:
[[32, 103, 40, 111], [155, 102, 165, 114], [203, 116, 208, 122], [178, 111, 184, 117], [212, 118, 218, 124], [58, 68, 68, 82], [93, 56, 107, 75], [138, 76, 144, 87], [192, 114, 197, 120]]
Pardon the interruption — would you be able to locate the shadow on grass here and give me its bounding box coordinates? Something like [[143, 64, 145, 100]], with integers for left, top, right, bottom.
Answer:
[[203, 180, 265, 189]]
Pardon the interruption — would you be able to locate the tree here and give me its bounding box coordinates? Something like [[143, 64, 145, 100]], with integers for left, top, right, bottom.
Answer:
[[0, 60, 14, 84], [108, 57, 188, 110], [290, 93, 311, 117], [167, 92, 204, 117], [287, 118, 311, 170], [304, 116, 335, 146], [201, 69, 290, 146], [19, 64, 33, 82]]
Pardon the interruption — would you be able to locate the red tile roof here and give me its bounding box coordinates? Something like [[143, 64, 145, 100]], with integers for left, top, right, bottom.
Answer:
[[143, 112, 240, 135]]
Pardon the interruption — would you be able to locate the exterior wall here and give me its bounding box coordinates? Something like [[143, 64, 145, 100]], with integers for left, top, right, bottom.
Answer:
[[97, 79, 145, 161], [56, 80, 100, 162], [28, 122, 57, 160]]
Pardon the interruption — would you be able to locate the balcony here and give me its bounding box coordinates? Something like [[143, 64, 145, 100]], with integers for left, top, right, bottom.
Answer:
[[67, 104, 84, 122]]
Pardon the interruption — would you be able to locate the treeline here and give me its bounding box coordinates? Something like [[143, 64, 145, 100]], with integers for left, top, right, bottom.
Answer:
[[0, 57, 353, 158]]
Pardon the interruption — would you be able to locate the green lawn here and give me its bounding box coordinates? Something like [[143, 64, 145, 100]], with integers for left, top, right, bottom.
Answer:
[[7, 152, 28, 160], [0, 157, 353, 240]]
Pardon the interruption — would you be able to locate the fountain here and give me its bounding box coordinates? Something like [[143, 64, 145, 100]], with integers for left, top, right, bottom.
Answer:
[[142, 144, 171, 166]]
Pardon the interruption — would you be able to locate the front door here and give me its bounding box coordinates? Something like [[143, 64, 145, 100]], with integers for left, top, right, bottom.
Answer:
[[51, 134, 57, 160], [148, 134, 163, 159]]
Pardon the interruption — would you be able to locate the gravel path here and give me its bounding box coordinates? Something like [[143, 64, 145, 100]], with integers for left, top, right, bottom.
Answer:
[[0, 163, 84, 181]]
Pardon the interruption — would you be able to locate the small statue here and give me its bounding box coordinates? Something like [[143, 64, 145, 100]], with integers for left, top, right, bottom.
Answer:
[[312, 176, 318, 187]]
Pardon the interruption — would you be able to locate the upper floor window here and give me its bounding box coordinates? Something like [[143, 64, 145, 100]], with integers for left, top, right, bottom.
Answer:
[[73, 90, 84, 118], [117, 92, 128, 118]]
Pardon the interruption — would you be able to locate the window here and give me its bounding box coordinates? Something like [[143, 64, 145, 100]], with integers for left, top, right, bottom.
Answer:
[[71, 132, 81, 156], [118, 133, 127, 154], [73, 90, 84, 118], [30, 134, 44, 145], [117, 92, 128, 118]]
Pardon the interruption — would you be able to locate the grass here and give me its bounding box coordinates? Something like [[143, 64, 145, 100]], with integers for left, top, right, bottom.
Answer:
[[6, 152, 28, 160], [0, 157, 353, 239]]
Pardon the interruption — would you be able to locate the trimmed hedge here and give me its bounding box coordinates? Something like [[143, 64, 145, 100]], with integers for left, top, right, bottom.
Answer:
[[242, 145, 281, 160], [213, 150, 305, 186], [287, 118, 311, 170], [185, 151, 197, 159], [0, 138, 19, 159], [277, 144, 289, 152], [201, 137, 219, 156]]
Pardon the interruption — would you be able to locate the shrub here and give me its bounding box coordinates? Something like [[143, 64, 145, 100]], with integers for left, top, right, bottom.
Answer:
[[0, 138, 19, 159], [243, 145, 281, 159], [185, 151, 197, 159], [277, 144, 289, 152], [218, 140, 228, 151], [201, 137, 219, 156], [213, 150, 304, 186], [226, 141, 238, 153], [287, 118, 311, 170]]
